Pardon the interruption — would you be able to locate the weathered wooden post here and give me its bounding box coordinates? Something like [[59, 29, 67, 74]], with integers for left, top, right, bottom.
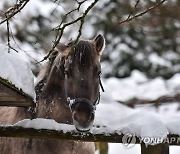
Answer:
[[98, 142, 108, 154], [141, 143, 169, 154]]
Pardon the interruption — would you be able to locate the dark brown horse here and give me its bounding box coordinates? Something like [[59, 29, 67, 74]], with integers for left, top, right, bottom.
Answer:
[[0, 34, 105, 154]]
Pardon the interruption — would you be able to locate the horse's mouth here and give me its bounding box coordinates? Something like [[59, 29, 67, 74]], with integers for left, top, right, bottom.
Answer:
[[73, 119, 93, 132], [76, 127, 90, 132]]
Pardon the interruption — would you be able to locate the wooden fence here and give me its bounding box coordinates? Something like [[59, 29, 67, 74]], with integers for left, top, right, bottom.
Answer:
[[0, 124, 179, 154]]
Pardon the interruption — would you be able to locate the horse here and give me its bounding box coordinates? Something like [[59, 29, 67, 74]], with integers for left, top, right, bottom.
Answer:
[[0, 34, 105, 154]]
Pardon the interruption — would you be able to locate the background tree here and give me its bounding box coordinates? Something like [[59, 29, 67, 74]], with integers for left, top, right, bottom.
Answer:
[[90, 0, 180, 79], [0, 0, 179, 79]]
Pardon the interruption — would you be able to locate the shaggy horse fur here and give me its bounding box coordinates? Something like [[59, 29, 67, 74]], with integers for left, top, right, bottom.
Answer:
[[0, 34, 105, 154]]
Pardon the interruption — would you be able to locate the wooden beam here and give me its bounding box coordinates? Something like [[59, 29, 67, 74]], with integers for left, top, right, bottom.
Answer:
[[0, 125, 126, 142], [0, 81, 34, 107], [0, 125, 179, 147]]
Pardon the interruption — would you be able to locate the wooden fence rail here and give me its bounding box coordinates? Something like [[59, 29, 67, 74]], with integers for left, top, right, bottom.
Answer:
[[0, 125, 180, 154]]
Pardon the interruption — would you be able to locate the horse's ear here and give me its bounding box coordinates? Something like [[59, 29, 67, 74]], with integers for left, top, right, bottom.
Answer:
[[56, 43, 67, 52], [94, 34, 105, 55], [56, 42, 71, 57], [49, 43, 66, 63]]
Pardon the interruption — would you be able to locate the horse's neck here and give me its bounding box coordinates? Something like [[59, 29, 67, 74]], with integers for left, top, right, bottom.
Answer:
[[35, 65, 73, 124]]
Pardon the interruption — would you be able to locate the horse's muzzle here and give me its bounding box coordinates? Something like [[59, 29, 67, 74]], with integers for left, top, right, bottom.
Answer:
[[69, 98, 95, 132]]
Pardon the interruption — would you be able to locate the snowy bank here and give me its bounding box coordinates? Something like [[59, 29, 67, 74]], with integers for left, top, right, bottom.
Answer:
[[0, 44, 35, 99], [102, 70, 180, 101]]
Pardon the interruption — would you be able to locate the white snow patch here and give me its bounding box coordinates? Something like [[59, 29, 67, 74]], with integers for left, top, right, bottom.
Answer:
[[14, 118, 75, 133], [0, 44, 35, 99], [95, 102, 169, 142], [103, 70, 180, 101]]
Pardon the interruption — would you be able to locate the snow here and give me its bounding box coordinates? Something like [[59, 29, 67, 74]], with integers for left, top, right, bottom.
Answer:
[[0, 44, 35, 99], [14, 118, 75, 133], [95, 102, 170, 143], [103, 70, 180, 101]]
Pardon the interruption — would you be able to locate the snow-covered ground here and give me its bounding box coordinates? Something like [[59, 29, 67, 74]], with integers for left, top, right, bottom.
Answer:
[[98, 71, 180, 153], [96, 70, 180, 140], [102, 70, 180, 102]]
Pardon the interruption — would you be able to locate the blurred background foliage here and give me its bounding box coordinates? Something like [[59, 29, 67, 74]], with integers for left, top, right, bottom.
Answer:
[[0, 0, 180, 79]]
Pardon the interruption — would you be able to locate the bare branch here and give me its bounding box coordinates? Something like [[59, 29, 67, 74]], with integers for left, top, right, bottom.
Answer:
[[126, 0, 140, 21], [0, 0, 30, 25], [39, 0, 99, 63], [53, 0, 87, 31], [74, 0, 98, 44], [5, 14, 11, 53], [116, 0, 167, 26]]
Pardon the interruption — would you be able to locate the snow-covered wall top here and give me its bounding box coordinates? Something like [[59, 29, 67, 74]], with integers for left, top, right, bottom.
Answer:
[[0, 44, 35, 99]]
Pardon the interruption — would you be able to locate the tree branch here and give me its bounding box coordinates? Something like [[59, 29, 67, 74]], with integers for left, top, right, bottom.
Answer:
[[5, 14, 11, 53], [116, 0, 167, 25], [0, 0, 30, 25], [39, 0, 99, 63], [126, 0, 140, 21]]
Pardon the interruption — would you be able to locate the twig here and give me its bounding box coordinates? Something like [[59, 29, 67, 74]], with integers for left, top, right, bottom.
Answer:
[[126, 0, 140, 21], [0, 0, 30, 25], [37, 0, 88, 64], [74, 0, 98, 44], [5, 14, 11, 53], [116, 0, 167, 25], [9, 46, 19, 53], [39, 0, 99, 63], [53, 0, 87, 31]]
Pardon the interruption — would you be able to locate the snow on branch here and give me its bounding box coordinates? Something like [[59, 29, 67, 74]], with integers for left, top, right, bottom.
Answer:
[[116, 0, 167, 25]]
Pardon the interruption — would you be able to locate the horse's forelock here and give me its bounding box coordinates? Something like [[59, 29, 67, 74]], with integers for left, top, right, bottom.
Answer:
[[71, 41, 96, 67]]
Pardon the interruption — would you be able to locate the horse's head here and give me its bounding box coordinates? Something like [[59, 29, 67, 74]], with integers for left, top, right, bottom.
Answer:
[[46, 35, 105, 131]]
